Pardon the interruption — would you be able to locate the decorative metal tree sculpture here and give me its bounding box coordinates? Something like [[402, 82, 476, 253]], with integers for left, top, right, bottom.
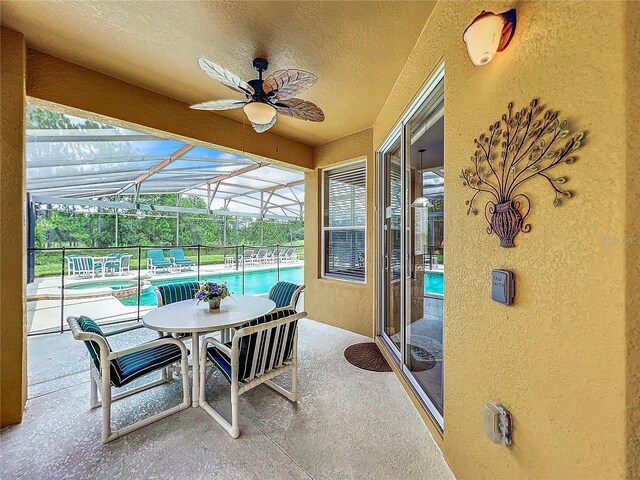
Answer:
[[461, 99, 584, 247]]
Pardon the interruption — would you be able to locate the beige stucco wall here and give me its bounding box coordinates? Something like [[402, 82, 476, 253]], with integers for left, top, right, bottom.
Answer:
[[371, 0, 635, 478], [304, 129, 374, 337], [625, 2, 640, 477], [0, 27, 27, 427]]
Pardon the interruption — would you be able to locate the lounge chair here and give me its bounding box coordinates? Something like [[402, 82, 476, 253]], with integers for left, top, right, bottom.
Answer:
[[169, 249, 195, 271], [282, 247, 298, 263], [254, 248, 268, 265], [268, 281, 305, 312], [199, 309, 307, 438], [241, 249, 255, 267], [147, 249, 173, 274], [67, 315, 190, 443]]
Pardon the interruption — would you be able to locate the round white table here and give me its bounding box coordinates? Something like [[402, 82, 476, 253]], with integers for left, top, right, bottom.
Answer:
[[143, 295, 276, 407]]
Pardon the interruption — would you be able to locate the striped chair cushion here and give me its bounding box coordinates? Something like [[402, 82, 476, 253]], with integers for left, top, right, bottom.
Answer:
[[156, 282, 201, 306], [111, 341, 185, 388], [268, 281, 301, 309], [77, 315, 111, 369], [208, 309, 298, 383]]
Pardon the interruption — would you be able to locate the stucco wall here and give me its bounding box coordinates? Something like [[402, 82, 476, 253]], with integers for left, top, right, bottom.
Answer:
[[0, 27, 27, 427], [625, 2, 640, 477], [372, 1, 633, 478], [304, 129, 374, 337]]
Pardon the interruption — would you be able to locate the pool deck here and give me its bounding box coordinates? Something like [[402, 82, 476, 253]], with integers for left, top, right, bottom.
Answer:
[[26, 261, 303, 334]]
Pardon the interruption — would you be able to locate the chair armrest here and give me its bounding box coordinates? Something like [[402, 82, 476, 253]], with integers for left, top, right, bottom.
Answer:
[[108, 336, 188, 360], [201, 336, 230, 355], [147, 258, 153, 267], [103, 323, 145, 337]]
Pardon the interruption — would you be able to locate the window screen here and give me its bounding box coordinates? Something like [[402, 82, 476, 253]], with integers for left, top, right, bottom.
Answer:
[[323, 162, 366, 281]]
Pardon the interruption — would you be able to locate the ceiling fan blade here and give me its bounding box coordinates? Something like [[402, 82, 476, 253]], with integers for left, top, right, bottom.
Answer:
[[197, 57, 253, 97], [251, 115, 277, 133], [276, 98, 325, 122], [263, 70, 317, 99], [190, 99, 247, 110]]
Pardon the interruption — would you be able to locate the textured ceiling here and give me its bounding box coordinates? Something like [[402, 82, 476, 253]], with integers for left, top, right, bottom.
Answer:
[[1, 1, 436, 146]]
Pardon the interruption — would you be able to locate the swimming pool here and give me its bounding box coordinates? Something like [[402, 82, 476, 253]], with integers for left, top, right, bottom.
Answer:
[[424, 271, 444, 296], [120, 266, 305, 307]]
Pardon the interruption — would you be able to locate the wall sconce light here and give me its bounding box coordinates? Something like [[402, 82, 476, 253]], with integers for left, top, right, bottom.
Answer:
[[463, 9, 517, 66]]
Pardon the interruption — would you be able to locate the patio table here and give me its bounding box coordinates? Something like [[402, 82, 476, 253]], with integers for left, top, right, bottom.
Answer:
[[143, 295, 276, 407]]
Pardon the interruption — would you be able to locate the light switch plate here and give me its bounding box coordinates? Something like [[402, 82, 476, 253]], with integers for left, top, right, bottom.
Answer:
[[483, 402, 512, 445]]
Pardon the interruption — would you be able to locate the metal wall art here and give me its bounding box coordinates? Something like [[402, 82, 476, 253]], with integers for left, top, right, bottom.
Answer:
[[461, 99, 584, 247]]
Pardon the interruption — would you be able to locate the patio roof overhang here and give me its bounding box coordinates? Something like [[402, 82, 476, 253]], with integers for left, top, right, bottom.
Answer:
[[26, 114, 305, 220]]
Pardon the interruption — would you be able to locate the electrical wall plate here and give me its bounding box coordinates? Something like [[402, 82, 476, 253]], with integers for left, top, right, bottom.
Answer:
[[483, 402, 512, 445], [491, 269, 514, 305]]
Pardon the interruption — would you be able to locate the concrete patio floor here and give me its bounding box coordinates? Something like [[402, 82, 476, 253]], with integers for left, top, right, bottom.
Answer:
[[1, 318, 453, 480]]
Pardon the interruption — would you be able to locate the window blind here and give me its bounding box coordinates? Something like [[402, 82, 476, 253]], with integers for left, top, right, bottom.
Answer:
[[323, 163, 366, 281]]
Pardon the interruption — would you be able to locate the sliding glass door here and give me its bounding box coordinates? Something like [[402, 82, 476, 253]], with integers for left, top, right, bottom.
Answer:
[[377, 68, 444, 428]]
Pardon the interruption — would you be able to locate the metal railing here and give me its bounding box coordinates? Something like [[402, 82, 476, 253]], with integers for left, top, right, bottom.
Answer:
[[26, 243, 304, 335]]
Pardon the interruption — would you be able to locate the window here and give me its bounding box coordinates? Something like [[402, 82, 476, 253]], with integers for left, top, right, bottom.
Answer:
[[322, 162, 366, 281]]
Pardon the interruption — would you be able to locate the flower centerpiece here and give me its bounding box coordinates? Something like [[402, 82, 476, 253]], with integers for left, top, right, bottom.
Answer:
[[195, 281, 231, 310]]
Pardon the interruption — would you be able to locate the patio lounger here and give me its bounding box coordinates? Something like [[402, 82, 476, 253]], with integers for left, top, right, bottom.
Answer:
[[67, 315, 190, 443], [268, 281, 305, 312], [254, 248, 268, 265], [147, 249, 173, 274], [169, 249, 195, 271], [199, 309, 307, 438], [241, 249, 255, 267], [283, 247, 298, 263]]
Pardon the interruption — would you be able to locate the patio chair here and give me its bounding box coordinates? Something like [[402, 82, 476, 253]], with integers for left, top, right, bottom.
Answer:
[[154, 281, 201, 307], [67, 315, 190, 443], [104, 253, 132, 276], [147, 249, 173, 274], [169, 249, 195, 271], [73, 255, 103, 278], [268, 281, 305, 312], [66, 254, 78, 277], [199, 309, 307, 438]]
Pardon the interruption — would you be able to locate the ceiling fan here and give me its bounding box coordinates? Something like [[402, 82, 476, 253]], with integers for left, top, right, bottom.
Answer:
[[190, 56, 325, 133]]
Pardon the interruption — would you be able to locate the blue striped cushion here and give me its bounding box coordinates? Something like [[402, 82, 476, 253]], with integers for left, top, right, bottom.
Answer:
[[156, 282, 200, 306], [268, 281, 300, 308], [77, 316, 110, 369], [208, 309, 298, 383], [111, 341, 184, 387]]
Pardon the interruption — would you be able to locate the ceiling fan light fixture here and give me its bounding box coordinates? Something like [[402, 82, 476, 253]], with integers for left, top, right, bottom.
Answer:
[[243, 101, 277, 125]]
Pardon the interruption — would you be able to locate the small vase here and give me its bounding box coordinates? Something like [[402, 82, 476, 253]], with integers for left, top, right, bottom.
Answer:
[[208, 297, 221, 310], [491, 201, 523, 248]]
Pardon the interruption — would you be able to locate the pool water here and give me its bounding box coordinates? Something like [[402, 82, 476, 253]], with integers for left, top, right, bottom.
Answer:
[[120, 266, 305, 307], [424, 271, 444, 295]]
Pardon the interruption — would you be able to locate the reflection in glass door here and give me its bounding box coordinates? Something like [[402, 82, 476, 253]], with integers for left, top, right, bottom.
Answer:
[[379, 136, 402, 354], [377, 67, 444, 428]]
